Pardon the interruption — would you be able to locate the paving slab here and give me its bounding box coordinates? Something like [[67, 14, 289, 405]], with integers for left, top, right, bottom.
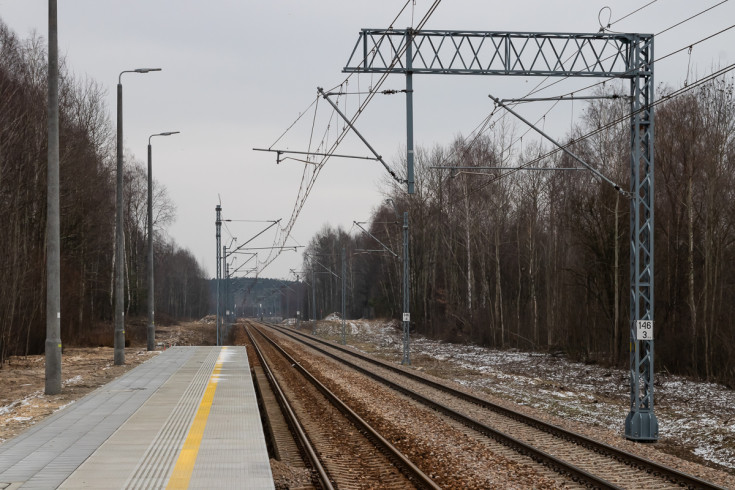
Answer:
[[0, 346, 273, 489]]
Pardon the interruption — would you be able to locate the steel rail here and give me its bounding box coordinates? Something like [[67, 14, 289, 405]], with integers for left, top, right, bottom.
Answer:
[[257, 322, 617, 489], [247, 323, 440, 490], [244, 323, 333, 489], [262, 321, 725, 490]]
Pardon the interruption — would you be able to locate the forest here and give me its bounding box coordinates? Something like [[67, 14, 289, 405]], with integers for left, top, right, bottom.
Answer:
[[4, 15, 735, 388], [299, 75, 735, 387], [0, 20, 209, 363]]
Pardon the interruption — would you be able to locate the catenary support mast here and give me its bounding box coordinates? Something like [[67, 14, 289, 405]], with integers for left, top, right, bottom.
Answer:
[[626, 35, 656, 440], [215, 205, 222, 346], [402, 211, 410, 365]]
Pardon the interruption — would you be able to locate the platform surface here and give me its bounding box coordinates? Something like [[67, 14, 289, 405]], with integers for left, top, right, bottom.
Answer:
[[0, 346, 273, 489]]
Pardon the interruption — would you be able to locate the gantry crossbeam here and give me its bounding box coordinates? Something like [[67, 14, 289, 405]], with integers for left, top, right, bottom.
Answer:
[[344, 29, 651, 78]]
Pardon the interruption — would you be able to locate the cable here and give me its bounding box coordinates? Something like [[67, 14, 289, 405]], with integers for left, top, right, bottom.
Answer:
[[323, 0, 425, 95], [610, 0, 659, 26], [598, 1, 660, 33], [222, 220, 235, 241], [271, 1, 731, 266], [306, 95, 320, 162], [526, 2, 733, 100], [390, 0, 414, 30], [269, 0, 409, 150], [463, 63, 735, 200], [319, 89, 406, 96], [259, 1, 444, 272], [507, 22, 735, 127], [264, 0, 712, 270], [267, 0, 438, 187], [405, 63, 735, 226], [437, 16, 735, 174], [268, 96, 318, 149], [227, 219, 281, 223], [407, 2, 733, 215], [657, 0, 729, 36], [407, 0, 659, 176], [656, 23, 735, 64]]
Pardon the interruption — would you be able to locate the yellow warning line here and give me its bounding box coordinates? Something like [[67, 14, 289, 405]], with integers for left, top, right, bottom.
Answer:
[[166, 347, 227, 489]]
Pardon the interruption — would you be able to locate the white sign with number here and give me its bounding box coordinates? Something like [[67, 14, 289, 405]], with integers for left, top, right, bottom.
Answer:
[[636, 320, 653, 340], [403, 313, 410, 322]]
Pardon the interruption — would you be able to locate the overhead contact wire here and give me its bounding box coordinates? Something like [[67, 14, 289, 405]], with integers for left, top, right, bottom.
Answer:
[[261, 1, 443, 272], [464, 63, 735, 201], [438, 6, 734, 173]]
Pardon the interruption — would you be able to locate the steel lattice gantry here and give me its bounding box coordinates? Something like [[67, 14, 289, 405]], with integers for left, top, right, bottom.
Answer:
[[344, 29, 657, 440]]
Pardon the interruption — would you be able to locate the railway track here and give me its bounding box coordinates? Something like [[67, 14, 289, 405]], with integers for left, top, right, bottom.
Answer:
[[245, 323, 440, 489], [254, 320, 725, 490]]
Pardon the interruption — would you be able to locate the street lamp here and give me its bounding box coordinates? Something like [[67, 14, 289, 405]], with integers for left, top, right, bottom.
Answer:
[[115, 67, 161, 365], [45, 0, 62, 395], [147, 131, 180, 351]]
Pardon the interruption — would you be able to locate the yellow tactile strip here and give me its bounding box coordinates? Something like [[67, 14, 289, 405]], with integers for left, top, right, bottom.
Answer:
[[55, 346, 273, 489], [123, 347, 220, 489], [165, 347, 227, 488], [0, 347, 197, 490]]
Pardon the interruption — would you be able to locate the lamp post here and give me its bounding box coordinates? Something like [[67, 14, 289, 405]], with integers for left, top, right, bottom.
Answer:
[[115, 67, 161, 365], [147, 131, 179, 351], [45, 0, 61, 395]]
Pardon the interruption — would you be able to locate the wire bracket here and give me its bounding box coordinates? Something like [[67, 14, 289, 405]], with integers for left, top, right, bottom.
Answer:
[[489, 95, 630, 198], [317, 87, 407, 185]]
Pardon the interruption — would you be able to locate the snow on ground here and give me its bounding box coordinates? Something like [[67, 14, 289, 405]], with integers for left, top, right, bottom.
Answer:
[[55, 401, 75, 413], [0, 401, 20, 417], [304, 317, 735, 471], [63, 375, 83, 386]]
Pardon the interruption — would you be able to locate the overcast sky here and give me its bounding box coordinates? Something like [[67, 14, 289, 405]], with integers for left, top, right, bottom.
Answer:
[[1, 1, 733, 279]]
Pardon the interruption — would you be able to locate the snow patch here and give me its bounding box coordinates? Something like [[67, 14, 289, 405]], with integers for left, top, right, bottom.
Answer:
[[55, 401, 75, 412], [63, 375, 83, 386], [346, 320, 735, 470], [0, 401, 20, 416]]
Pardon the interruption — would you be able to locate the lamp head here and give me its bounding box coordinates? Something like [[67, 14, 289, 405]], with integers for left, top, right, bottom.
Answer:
[[149, 131, 180, 145], [119, 68, 162, 83]]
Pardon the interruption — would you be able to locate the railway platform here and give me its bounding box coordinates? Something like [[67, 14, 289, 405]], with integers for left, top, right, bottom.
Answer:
[[0, 346, 274, 489]]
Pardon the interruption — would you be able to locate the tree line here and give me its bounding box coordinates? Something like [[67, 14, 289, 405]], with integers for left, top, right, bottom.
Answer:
[[0, 20, 208, 363], [300, 76, 735, 386]]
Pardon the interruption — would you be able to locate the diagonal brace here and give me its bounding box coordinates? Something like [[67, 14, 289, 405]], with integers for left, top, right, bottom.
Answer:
[[317, 87, 406, 185], [489, 95, 629, 197], [353, 221, 399, 257]]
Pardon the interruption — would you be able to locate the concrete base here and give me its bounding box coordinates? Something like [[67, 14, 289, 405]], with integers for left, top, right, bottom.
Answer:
[[625, 409, 659, 441]]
